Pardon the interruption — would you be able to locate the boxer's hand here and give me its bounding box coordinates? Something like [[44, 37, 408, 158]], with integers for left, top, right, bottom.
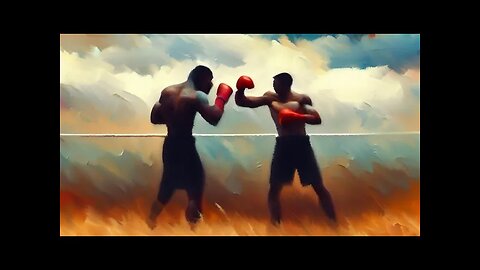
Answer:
[[236, 76, 255, 91], [278, 108, 308, 126], [214, 83, 233, 111]]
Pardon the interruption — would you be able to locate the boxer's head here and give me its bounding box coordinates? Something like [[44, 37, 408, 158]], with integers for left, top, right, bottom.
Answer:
[[273, 72, 293, 98], [188, 65, 214, 94]]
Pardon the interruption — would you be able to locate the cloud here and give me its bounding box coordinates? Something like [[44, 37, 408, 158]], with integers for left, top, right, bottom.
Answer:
[[60, 34, 419, 134], [261, 34, 373, 43], [305, 34, 420, 72], [62, 35, 264, 76], [60, 34, 149, 55]]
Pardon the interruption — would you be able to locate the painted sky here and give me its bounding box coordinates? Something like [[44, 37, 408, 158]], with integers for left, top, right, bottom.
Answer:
[[60, 34, 420, 235], [60, 34, 420, 134]]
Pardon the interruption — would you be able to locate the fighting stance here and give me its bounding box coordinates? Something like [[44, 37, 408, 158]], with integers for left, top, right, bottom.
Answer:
[[147, 65, 233, 229], [235, 73, 336, 225]]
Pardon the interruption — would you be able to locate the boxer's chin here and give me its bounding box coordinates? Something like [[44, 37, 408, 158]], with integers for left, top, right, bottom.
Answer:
[[204, 85, 213, 94]]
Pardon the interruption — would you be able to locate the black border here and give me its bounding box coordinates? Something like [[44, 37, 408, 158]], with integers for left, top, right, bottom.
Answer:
[[32, 19, 439, 256]]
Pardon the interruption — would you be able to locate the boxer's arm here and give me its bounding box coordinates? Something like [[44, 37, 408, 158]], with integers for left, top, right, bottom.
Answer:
[[150, 92, 167, 124], [302, 105, 322, 125], [198, 104, 223, 126], [235, 91, 276, 108], [196, 91, 223, 126], [278, 105, 321, 126]]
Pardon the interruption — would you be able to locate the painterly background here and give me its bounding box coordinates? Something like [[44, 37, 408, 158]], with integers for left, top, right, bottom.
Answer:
[[60, 34, 420, 235]]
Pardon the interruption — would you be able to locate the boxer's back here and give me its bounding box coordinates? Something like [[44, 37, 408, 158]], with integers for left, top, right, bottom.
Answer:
[[159, 84, 199, 136]]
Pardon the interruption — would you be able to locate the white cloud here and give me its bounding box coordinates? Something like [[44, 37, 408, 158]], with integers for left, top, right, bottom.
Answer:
[[60, 34, 420, 134]]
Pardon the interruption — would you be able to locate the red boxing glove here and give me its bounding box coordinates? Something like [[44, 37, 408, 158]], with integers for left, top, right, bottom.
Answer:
[[215, 83, 233, 111], [236, 75, 255, 90], [278, 108, 308, 126]]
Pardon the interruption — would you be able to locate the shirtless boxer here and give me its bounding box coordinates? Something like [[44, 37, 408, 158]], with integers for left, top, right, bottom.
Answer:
[[147, 65, 233, 229], [235, 72, 336, 225]]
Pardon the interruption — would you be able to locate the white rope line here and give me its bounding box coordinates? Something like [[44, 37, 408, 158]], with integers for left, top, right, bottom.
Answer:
[[60, 131, 419, 137]]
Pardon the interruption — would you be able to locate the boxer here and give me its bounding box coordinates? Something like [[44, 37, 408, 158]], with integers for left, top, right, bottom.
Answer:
[[148, 65, 233, 229], [235, 73, 336, 225]]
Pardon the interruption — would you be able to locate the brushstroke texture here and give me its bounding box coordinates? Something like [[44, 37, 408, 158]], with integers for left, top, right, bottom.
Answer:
[[60, 34, 420, 235]]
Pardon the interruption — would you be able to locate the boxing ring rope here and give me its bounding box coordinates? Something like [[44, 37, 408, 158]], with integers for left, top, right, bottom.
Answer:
[[60, 131, 419, 137]]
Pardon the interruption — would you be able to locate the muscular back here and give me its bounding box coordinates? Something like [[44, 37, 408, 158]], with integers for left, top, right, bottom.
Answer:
[[153, 84, 199, 136]]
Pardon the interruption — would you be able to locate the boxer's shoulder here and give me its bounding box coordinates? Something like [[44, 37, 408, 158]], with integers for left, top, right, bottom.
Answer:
[[264, 91, 276, 96], [291, 92, 312, 105], [161, 85, 179, 97], [195, 90, 209, 106], [264, 91, 279, 103]]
